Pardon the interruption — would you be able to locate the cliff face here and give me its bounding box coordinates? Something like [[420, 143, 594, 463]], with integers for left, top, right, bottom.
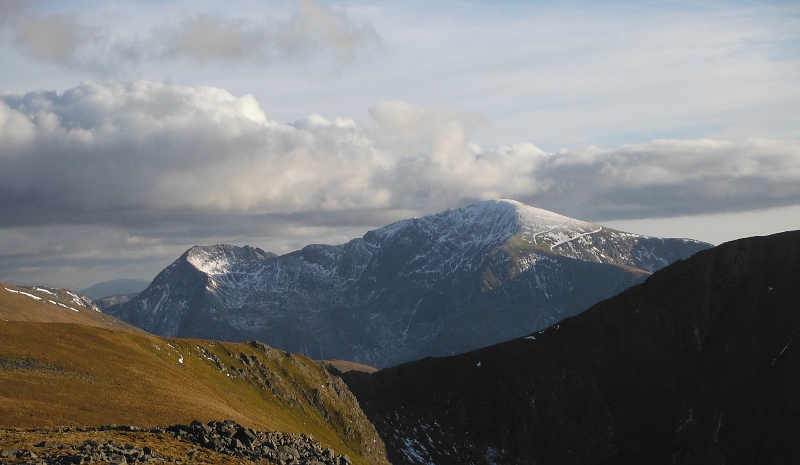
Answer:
[[343, 230, 800, 464]]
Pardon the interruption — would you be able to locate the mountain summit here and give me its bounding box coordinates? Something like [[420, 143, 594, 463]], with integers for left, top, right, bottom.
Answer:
[[106, 200, 710, 367]]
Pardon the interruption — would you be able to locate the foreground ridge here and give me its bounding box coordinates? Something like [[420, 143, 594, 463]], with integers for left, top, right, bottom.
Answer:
[[343, 230, 800, 464]]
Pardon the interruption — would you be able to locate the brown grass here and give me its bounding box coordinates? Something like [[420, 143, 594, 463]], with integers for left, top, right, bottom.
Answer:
[[0, 284, 141, 331], [0, 283, 389, 465], [323, 360, 379, 374]]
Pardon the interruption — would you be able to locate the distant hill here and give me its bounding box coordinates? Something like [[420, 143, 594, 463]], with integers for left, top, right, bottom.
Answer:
[[106, 199, 710, 367], [343, 230, 800, 464], [80, 278, 150, 300], [0, 282, 389, 465]]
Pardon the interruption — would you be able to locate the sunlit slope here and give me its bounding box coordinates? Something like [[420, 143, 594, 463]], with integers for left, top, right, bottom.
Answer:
[[0, 285, 388, 465], [0, 284, 139, 330]]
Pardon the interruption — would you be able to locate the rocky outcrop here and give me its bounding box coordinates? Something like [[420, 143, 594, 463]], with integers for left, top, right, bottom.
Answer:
[[2, 421, 355, 465], [2, 435, 163, 464], [167, 420, 353, 465]]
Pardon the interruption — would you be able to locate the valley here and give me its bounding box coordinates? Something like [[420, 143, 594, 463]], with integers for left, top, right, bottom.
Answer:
[[1, 203, 796, 465]]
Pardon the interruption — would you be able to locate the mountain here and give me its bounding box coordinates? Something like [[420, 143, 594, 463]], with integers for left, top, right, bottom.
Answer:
[[342, 230, 800, 464], [106, 199, 710, 367], [0, 282, 390, 465], [80, 278, 150, 300]]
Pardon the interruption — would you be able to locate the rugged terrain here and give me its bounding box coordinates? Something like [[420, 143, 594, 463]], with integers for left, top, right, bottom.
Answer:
[[0, 421, 355, 464], [0, 284, 389, 465], [343, 230, 800, 464], [106, 199, 710, 367]]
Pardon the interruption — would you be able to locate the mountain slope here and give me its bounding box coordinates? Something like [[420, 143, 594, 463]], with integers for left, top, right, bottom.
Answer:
[[0, 282, 389, 465], [107, 199, 710, 367], [1, 284, 138, 331], [342, 230, 800, 464]]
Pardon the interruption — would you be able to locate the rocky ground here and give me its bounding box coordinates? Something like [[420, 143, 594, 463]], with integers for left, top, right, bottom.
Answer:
[[0, 420, 353, 465]]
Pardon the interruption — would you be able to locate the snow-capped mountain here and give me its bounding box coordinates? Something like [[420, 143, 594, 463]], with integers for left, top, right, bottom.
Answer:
[[106, 199, 711, 367]]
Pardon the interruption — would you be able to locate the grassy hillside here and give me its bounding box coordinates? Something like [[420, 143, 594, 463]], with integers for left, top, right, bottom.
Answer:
[[0, 284, 139, 330], [0, 284, 389, 465]]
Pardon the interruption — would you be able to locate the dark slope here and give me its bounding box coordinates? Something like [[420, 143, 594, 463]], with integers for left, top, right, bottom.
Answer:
[[342, 230, 800, 464], [107, 200, 709, 367]]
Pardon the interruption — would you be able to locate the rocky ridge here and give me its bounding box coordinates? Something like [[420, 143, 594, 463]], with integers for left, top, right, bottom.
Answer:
[[0, 420, 353, 465]]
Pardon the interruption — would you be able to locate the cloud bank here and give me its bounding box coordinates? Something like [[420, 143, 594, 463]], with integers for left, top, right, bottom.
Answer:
[[1, 79, 798, 288], [1, 80, 798, 228]]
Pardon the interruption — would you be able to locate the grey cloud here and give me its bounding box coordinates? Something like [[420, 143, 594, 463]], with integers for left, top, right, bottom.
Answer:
[[157, 15, 268, 63], [0, 1, 380, 68], [14, 13, 87, 62], [276, 0, 381, 62], [158, 0, 380, 63], [0, 0, 24, 27], [520, 139, 800, 220]]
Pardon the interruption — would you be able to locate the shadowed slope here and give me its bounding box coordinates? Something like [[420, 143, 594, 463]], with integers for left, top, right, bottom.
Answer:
[[344, 230, 800, 464]]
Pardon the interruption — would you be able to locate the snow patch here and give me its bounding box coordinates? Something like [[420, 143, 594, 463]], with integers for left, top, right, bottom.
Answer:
[[33, 287, 57, 296], [48, 299, 80, 312], [5, 288, 42, 300]]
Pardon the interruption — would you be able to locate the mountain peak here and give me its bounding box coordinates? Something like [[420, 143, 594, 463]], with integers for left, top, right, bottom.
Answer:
[[475, 199, 599, 239], [184, 244, 274, 276], [381, 199, 603, 253]]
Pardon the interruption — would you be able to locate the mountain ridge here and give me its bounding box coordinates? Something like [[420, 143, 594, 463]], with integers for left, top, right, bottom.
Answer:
[[342, 230, 800, 464], [107, 199, 711, 367]]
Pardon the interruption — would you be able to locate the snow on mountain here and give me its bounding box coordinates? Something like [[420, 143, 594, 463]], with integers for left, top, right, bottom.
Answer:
[[106, 199, 711, 367]]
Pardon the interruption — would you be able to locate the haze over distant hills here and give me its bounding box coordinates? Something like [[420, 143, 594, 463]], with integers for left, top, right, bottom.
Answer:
[[106, 199, 710, 367], [80, 279, 150, 300]]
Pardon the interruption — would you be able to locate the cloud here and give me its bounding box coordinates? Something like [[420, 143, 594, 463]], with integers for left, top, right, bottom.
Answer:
[[0, 0, 380, 68], [156, 0, 380, 64], [523, 139, 800, 220], [275, 0, 381, 62], [1, 79, 798, 288], [1, 80, 798, 231], [158, 15, 266, 63], [14, 13, 88, 62]]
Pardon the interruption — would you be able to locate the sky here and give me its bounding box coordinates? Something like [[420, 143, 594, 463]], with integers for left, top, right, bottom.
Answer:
[[0, 0, 799, 290]]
